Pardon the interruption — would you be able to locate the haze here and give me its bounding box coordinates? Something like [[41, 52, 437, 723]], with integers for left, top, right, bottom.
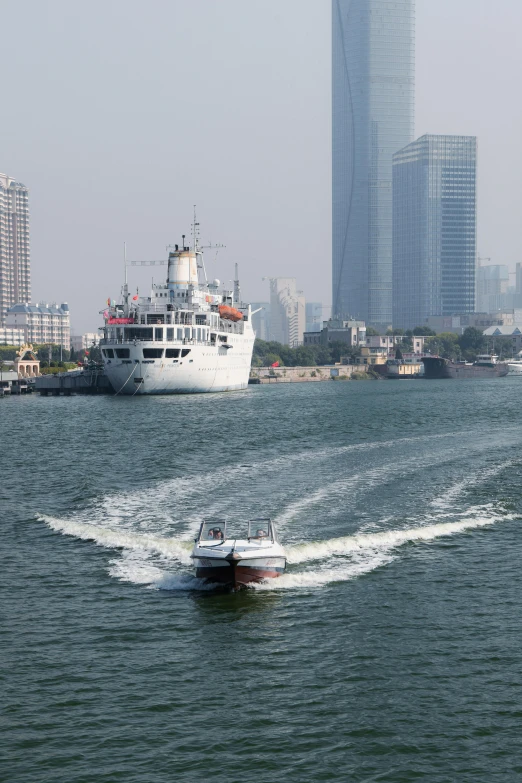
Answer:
[[2, 0, 521, 333]]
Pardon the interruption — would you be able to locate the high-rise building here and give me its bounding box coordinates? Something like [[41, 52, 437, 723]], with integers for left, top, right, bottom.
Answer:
[[0, 173, 31, 325], [268, 278, 305, 346], [305, 302, 323, 333], [392, 135, 477, 330], [332, 0, 415, 328], [477, 264, 510, 313], [250, 302, 270, 342]]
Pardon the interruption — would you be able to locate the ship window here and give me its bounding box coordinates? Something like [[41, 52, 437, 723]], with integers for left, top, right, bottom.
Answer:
[[143, 348, 164, 358], [103, 348, 114, 358], [147, 314, 165, 324], [184, 328, 191, 339], [177, 328, 183, 340], [181, 349, 191, 358], [126, 327, 153, 341], [155, 328, 163, 341], [166, 328, 174, 341], [115, 348, 130, 358], [165, 348, 180, 358]]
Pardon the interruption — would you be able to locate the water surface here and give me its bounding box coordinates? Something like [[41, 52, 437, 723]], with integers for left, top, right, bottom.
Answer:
[[3, 379, 522, 782]]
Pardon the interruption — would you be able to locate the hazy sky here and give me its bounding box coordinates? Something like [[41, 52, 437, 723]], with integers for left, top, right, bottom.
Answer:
[[2, 0, 522, 333]]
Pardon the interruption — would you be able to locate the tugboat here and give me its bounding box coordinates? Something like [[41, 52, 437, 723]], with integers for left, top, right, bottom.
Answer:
[[421, 354, 508, 379], [191, 519, 286, 589]]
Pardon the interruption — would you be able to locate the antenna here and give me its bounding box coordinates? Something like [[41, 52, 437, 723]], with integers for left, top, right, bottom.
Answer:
[[192, 205, 200, 251], [124, 242, 127, 285], [234, 263, 241, 304]]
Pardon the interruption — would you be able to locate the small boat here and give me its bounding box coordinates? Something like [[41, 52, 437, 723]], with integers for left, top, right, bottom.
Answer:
[[507, 357, 522, 375], [191, 518, 286, 589]]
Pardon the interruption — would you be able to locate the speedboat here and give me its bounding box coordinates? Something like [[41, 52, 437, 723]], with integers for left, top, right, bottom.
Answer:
[[191, 518, 286, 589]]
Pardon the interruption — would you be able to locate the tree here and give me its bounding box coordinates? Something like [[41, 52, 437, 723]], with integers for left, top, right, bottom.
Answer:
[[412, 326, 436, 336], [395, 346, 403, 361], [458, 327, 485, 356], [424, 332, 460, 360], [366, 327, 380, 336]]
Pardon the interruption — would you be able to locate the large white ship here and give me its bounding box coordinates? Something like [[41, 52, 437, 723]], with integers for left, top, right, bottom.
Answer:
[[100, 222, 255, 395]]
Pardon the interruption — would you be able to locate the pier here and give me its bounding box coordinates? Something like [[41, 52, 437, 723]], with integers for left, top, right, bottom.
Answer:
[[35, 367, 113, 396]]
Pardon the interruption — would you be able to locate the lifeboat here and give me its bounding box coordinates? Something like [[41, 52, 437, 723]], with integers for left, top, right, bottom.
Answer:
[[218, 305, 243, 322]]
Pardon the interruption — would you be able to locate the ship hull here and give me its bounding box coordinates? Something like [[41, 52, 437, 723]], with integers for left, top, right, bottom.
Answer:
[[102, 339, 254, 395], [422, 357, 509, 379], [194, 557, 286, 589]]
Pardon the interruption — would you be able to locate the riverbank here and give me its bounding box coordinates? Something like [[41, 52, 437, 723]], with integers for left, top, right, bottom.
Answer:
[[249, 365, 377, 383]]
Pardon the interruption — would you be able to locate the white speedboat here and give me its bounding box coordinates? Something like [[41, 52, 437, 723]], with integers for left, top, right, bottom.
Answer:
[[507, 359, 522, 375], [192, 518, 286, 589]]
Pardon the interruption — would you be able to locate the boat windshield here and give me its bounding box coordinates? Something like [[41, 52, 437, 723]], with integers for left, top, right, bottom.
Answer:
[[199, 520, 227, 542], [247, 518, 274, 542]]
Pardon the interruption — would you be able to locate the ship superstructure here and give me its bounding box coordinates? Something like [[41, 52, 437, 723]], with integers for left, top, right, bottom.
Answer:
[[100, 222, 255, 394]]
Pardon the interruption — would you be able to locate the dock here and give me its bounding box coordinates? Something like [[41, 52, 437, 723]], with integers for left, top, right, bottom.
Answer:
[[35, 367, 113, 396]]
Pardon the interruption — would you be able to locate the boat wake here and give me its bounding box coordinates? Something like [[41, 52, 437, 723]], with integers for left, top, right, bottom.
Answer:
[[38, 503, 514, 593]]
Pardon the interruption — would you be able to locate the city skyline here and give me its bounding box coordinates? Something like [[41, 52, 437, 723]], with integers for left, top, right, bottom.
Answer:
[[2, 1, 522, 332]]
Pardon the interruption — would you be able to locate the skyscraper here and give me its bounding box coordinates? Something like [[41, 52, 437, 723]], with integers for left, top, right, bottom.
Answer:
[[268, 278, 305, 346], [0, 173, 31, 325], [392, 135, 477, 330], [332, 0, 415, 327]]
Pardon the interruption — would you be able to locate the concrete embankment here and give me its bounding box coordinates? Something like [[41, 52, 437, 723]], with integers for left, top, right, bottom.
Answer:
[[249, 366, 366, 384]]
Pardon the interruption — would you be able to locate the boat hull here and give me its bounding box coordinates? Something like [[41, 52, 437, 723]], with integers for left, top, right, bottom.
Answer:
[[194, 557, 286, 589], [421, 357, 509, 379]]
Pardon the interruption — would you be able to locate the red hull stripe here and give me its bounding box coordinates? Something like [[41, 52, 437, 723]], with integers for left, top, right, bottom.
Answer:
[[196, 565, 284, 586]]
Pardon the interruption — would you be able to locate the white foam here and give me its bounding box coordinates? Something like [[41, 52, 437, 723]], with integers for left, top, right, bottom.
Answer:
[[40, 514, 193, 564], [430, 459, 515, 510], [287, 512, 509, 564]]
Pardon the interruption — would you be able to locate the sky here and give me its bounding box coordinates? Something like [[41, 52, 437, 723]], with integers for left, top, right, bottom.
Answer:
[[2, 0, 522, 333]]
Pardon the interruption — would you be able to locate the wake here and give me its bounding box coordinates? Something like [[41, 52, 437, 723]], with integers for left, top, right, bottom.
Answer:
[[39, 505, 513, 592]]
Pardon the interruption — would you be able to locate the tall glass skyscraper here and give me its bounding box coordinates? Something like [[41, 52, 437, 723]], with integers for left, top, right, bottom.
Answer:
[[332, 0, 415, 327], [392, 135, 477, 330]]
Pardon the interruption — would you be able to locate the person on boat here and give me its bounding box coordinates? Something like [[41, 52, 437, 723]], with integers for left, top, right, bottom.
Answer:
[[256, 529, 267, 539], [207, 529, 214, 539], [213, 528, 223, 540]]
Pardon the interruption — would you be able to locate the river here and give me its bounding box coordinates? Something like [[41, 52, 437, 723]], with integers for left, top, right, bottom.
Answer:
[[3, 378, 522, 782]]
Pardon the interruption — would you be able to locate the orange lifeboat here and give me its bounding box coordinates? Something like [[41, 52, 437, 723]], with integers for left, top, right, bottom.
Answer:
[[218, 305, 244, 322]]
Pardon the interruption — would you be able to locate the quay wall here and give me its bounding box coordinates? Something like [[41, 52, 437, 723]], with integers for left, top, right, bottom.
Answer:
[[249, 366, 360, 383]]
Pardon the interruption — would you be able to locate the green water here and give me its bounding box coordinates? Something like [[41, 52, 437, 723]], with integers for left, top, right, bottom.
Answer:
[[3, 379, 522, 782]]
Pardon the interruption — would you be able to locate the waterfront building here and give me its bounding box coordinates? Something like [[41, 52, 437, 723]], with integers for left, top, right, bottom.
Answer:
[[70, 332, 100, 352], [332, 0, 415, 327], [425, 310, 522, 335], [268, 278, 305, 346], [482, 323, 522, 354], [305, 302, 323, 333], [393, 135, 477, 330], [0, 173, 31, 325], [6, 302, 70, 348], [303, 318, 366, 348], [0, 326, 26, 346], [250, 302, 270, 342]]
